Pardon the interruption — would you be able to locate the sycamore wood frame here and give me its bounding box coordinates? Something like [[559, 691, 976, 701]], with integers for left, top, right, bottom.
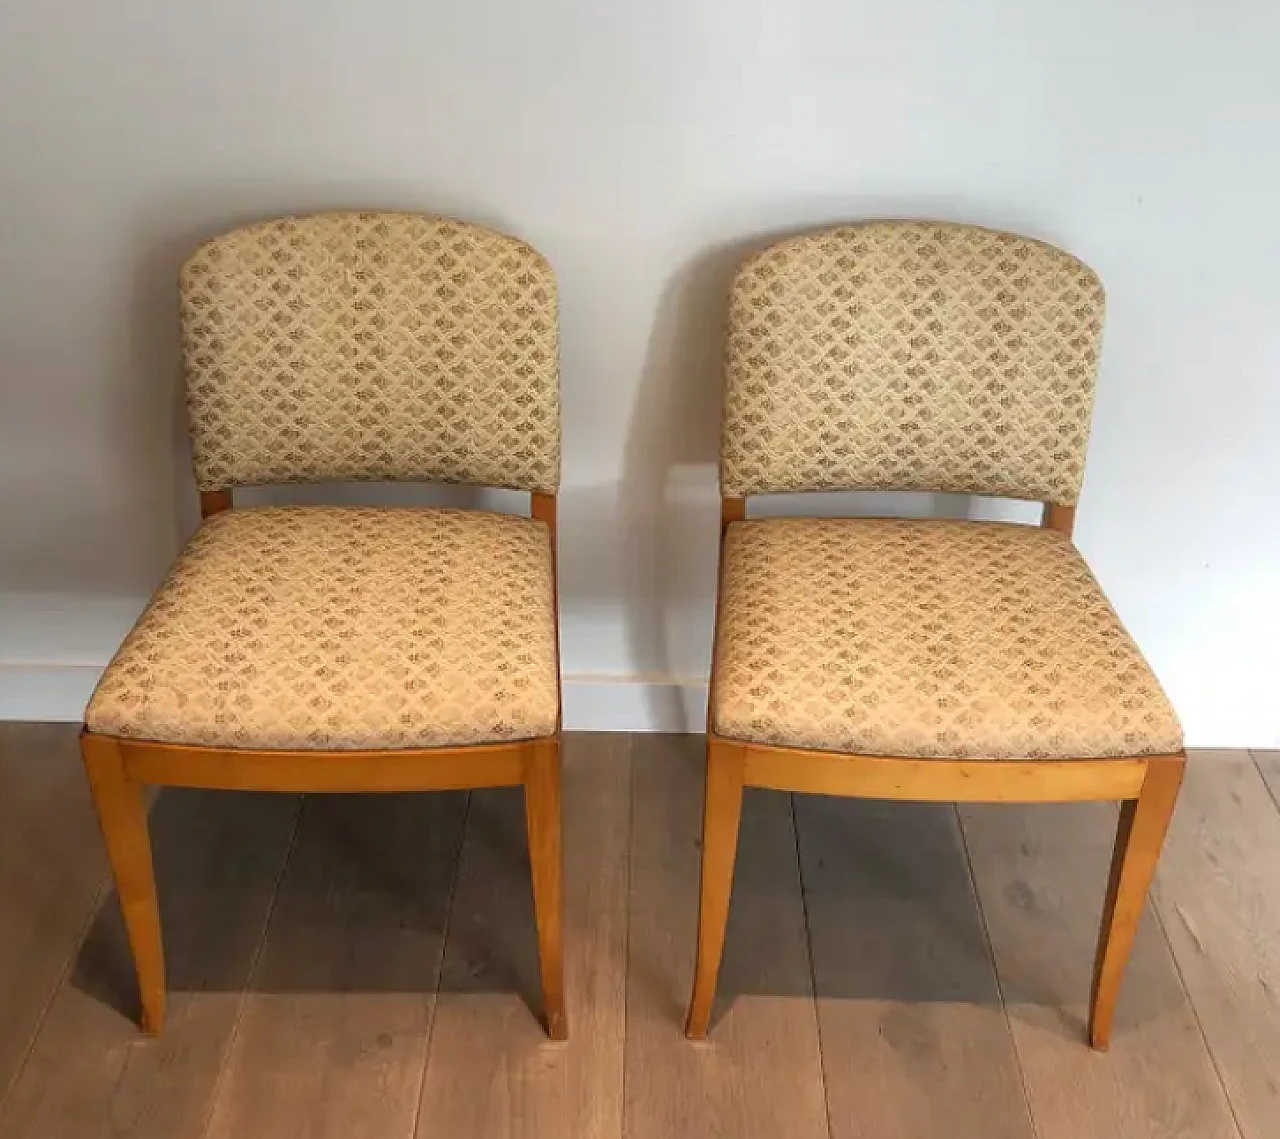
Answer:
[[684, 495, 1186, 1050], [81, 488, 567, 1040]]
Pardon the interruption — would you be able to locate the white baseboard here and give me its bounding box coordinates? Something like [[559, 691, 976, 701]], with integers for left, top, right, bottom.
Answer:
[[1, 664, 1271, 748], [0, 665, 103, 723], [0, 664, 710, 733], [562, 675, 708, 733]]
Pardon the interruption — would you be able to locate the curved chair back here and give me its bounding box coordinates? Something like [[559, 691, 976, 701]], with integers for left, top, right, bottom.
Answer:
[[721, 221, 1104, 505], [181, 211, 560, 493]]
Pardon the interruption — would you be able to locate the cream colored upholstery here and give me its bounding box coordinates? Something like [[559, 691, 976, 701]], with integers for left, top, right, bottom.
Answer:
[[712, 518, 1181, 760], [181, 211, 560, 493], [721, 222, 1105, 503], [86, 508, 559, 750]]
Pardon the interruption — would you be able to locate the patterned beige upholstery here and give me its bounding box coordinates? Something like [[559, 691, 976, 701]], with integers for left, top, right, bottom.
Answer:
[[181, 212, 560, 493], [721, 222, 1105, 503], [86, 508, 559, 750], [712, 519, 1181, 760]]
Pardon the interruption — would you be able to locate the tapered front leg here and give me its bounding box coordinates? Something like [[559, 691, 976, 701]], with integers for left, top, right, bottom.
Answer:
[[81, 732, 166, 1035], [525, 736, 567, 1040], [1089, 753, 1185, 1049], [685, 738, 746, 1040]]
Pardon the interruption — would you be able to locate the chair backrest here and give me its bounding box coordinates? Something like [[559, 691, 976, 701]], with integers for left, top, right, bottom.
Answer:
[[720, 221, 1105, 504], [181, 211, 560, 493]]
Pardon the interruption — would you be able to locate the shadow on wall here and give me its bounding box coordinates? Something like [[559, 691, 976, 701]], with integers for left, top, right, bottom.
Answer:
[[619, 227, 824, 734]]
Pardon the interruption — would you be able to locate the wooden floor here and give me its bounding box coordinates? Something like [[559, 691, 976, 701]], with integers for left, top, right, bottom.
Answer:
[[1, 726, 1278, 1138]]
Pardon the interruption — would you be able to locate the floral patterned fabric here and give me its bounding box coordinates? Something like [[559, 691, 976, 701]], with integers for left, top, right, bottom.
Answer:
[[711, 518, 1181, 760], [721, 222, 1105, 504], [181, 211, 560, 493], [86, 507, 559, 750]]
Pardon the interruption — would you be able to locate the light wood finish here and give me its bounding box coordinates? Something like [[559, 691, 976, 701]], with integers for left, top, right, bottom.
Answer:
[[1088, 753, 1184, 1048], [4, 728, 1276, 1138], [205, 792, 466, 1139], [743, 743, 1150, 802], [531, 488, 557, 530], [0, 725, 107, 1102], [0, 774, 299, 1139], [80, 733, 166, 1035], [1042, 502, 1076, 537], [118, 737, 528, 793], [796, 794, 1035, 1139], [721, 495, 746, 531], [688, 495, 1187, 1049], [685, 738, 746, 1039], [525, 736, 567, 1038], [415, 734, 629, 1138], [960, 795, 1240, 1139], [626, 734, 828, 1139], [82, 488, 566, 1040], [1150, 750, 1280, 1139], [199, 489, 233, 518], [81, 732, 562, 1036]]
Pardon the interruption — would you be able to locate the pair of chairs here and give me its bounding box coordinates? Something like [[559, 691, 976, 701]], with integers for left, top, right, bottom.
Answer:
[[81, 211, 1183, 1051]]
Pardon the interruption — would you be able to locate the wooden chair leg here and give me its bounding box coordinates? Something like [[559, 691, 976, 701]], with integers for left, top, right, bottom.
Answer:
[[524, 736, 567, 1040], [80, 732, 166, 1035], [1088, 752, 1185, 1050], [685, 738, 746, 1040]]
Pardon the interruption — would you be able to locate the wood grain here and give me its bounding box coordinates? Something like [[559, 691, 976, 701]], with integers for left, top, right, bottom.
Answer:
[[0, 787, 299, 1139], [204, 791, 467, 1139], [623, 734, 828, 1139], [959, 798, 1239, 1139], [414, 733, 629, 1138], [685, 738, 746, 1038], [742, 744, 1147, 802], [1087, 754, 1184, 1049], [0, 724, 106, 1107], [118, 736, 527, 793], [1151, 750, 1280, 1139], [82, 732, 167, 1034], [795, 795, 1035, 1139]]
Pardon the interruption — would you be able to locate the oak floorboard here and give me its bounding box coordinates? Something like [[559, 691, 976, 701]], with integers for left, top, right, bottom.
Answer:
[[1150, 750, 1280, 1139], [0, 787, 299, 1139], [413, 734, 629, 1139], [205, 791, 467, 1139], [795, 795, 1035, 1139], [959, 795, 1239, 1139], [622, 735, 828, 1139], [0, 724, 106, 1106]]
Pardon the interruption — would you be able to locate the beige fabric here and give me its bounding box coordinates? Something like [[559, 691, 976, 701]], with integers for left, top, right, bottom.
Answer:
[[181, 212, 560, 493], [86, 507, 559, 750], [721, 222, 1105, 503], [712, 518, 1181, 760]]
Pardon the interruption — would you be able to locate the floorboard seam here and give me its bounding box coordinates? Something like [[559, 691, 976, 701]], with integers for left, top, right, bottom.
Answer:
[[954, 805, 1043, 1139], [1250, 750, 1280, 817], [1150, 886, 1249, 1139], [791, 793, 836, 1139], [195, 792, 304, 1139], [408, 789, 472, 1139], [0, 874, 108, 1117]]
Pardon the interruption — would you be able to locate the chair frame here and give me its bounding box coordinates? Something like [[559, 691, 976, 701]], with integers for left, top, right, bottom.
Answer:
[[685, 494, 1185, 1050], [82, 487, 567, 1040]]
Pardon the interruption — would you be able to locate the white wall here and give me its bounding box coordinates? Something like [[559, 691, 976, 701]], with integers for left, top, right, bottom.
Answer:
[[2, 0, 1278, 745]]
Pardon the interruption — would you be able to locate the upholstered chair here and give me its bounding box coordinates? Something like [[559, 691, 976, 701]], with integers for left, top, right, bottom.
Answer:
[[685, 221, 1183, 1050], [82, 211, 567, 1038]]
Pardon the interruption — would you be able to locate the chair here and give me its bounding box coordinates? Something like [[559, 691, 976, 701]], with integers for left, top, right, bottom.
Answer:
[[685, 221, 1183, 1049], [81, 211, 567, 1039]]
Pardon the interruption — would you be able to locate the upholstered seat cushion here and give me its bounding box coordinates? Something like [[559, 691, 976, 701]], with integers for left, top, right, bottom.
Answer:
[[86, 507, 559, 750], [712, 518, 1181, 760]]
